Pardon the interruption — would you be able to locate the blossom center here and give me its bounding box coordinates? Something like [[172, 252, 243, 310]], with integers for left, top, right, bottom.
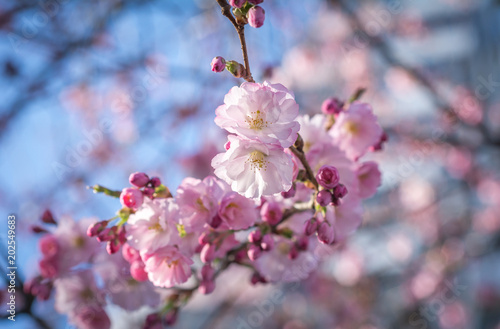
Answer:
[[247, 151, 268, 172], [246, 110, 269, 130], [344, 121, 359, 134], [148, 222, 162, 231]]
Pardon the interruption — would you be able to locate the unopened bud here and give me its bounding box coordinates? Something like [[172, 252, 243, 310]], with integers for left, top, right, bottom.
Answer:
[[211, 56, 226, 73]]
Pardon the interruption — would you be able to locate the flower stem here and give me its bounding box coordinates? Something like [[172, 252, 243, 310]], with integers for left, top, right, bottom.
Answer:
[[216, 0, 255, 83], [289, 145, 319, 190]]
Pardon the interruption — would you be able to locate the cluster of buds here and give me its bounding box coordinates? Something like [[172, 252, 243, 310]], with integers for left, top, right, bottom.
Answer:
[[229, 0, 265, 28], [120, 172, 166, 210], [315, 165, 348, 207]]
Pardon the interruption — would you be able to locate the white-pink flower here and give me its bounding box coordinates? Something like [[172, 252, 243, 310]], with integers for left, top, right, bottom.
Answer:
[[142, 246, 194, 288], [329, 101, 383, 160], [218, 191, 258, 230], [212, 135, 294, 198], [126, 198, 180, 252], [176, 176, 227, 233], [357, 161, 382, 199], [215, 81, 300, 148]]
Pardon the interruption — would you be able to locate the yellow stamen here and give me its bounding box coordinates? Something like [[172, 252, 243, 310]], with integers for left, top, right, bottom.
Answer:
[[246, 150, 268, 172]]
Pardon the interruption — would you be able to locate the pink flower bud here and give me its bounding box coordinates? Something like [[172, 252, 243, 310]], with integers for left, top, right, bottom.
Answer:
[[39, 258, 58, 278], [106, 239, 121, 254], [164, 309, 178, 326], [317, 222, 335, 245], [150, 177, 161, 188], [247, 0, 263, 4], [129, 172, 149, 187], [87, 220, 108, 237], [143, 313, 161, 329], [130, 260, 148, 281], [260, 202, 282, 226], [229, 0, 246, 8], [250, 272, 267, 285], [41, 209, 56, 224], [304, 218, 318, 236], [122, 243, 141, 263], [247, 6, 265, 28], [208, 214, 222, 229], [120, 188, 144, 210], [198, 232, 211, 245], [143, 187, 155, 198], [260, 234, 274, 251], [200, 243, 216, 263], [295, 236, 309, 251], [370, 131, 388, 151], [247, 244, 261, 261], [201, 264, 215, 281], [281, 185, 296, 199], [198, 280, 216, 295], [96, 227, 114, 242], [288, 245, 299, 260], [39, 234, 59, 258], [211, 56, 226, 73], [333, 183, 348, 199], [31, 225, 48, 234], [248, 230, 262, 244], [316, 190, 333, 207], [234, 249, 248, 262], [316, 165, 340, 189], [321, 97, 344, 116]]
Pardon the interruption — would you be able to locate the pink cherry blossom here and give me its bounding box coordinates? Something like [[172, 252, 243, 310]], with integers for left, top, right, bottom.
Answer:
[[126, 198, 180, 252], [120, 187, 144, 210], [214, 81, 300, 148], [218, 191, 258, 230], [212, 135, 294, 198], [54, 270, 105, 314], [357, 161, 382, 199], [142, 246, 194, 288], [176, 176, 226, 233], [329, 101, 383, 160]]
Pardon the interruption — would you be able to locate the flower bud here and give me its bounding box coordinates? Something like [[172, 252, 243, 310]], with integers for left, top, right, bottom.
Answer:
[[295, 236, 309, 251], [198, 280, 216, 295], [39, 234, 59, 258], [226, 60, 246, 78], [31, 225, 48, 234], [321, 97, 344, 116], [129, 172, 149, 187], [316, 165, 340, 189], [200, 243, 216, 263], [281, 184, 296, 199], [208, 214, 222, 229], [229, 0, 246, 8], [288, 245, 299, 260], [39, 258, 58, 278], [250, 272, 267, 285], [247, 6, 265, 28], [130, 260, 148, 281], [248, 230, 262, 244], [260, 202, 282, 226], [247, 244, 261, 261], [143, 187, 155, 198], [122, 243, 141, 263], [201, 264, 215, 281], [317, 222, 335, 245], [211, 56, 226, 73], [303, 218, 318, 236], [333, 183, 348, 199], [120, 188, 144, 210], [41, 209, 56, 224], [150, 177, 161, 188], [143, 313, 161, 329], [260, 234, 274, 251], [87, 220, 109, 237], [316, 190, 333, 207], [370, 131, 388, 151], [198, 232, 211, 245]]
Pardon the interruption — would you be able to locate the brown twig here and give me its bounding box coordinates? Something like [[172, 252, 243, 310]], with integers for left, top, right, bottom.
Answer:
[[216, 0, 255, 82]]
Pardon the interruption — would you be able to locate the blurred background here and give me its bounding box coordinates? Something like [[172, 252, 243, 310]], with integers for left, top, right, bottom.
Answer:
[[1, 0, 500, 328]]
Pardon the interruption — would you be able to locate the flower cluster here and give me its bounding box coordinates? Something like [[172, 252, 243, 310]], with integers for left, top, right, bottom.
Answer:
[[26, 84, 385, 328], [212, 81, 300, 198]]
